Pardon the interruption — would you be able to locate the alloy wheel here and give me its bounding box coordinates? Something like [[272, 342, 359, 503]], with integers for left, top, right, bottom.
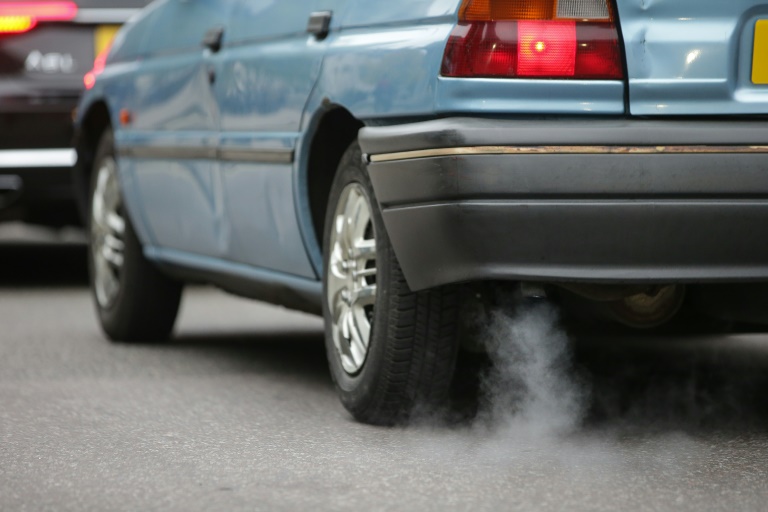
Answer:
[[326, 182, 378, 374], [91, 156, 126, 309]]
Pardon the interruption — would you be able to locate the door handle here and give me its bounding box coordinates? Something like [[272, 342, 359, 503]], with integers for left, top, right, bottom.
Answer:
[[202, 25, 224, 53], [307, 11, 332, 40]]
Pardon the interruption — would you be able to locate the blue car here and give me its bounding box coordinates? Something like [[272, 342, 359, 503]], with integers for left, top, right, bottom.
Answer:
[[74, 0, 768, 424]]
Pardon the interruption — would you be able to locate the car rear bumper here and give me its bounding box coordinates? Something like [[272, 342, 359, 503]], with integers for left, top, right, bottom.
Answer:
[[0, 107, 81, 226], [0, 149, 79, 226], [359, 117, 768, 291]]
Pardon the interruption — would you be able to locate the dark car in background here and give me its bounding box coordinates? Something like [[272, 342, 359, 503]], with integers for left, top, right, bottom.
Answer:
[[0, 0, 149, 227]]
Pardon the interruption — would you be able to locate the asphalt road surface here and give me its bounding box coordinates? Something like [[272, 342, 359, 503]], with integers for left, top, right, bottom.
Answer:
[[2, 236, 768, 511]]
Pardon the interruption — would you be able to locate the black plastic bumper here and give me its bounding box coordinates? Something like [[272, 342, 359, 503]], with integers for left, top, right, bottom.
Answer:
[[359, 118, 768, 291], [0, 166, 79, 226], [0, 109, 80, 227]]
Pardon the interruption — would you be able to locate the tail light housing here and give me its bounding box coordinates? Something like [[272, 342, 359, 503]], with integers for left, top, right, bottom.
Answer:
[[441, 0, 623, 80], [0, 2, 78, 35]]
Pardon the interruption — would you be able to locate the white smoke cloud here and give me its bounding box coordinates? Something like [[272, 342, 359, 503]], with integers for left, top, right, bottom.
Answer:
[[473, 298, 589, 439]]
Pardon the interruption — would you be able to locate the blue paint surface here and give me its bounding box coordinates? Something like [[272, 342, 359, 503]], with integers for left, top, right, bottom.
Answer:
[[616, 0, 768, 115]]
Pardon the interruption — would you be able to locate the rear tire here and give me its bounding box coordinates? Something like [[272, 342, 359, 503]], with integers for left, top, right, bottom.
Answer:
[[88, 128, 182, 342], [322, 141, 459, 425]]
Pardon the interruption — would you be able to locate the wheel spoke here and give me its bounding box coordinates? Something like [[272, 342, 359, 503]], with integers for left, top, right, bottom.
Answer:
[[333, 213, 349, 256], [351, 306, 370, 350], [340, 304, 351, 343], [106, 212, 125, 236], [349, 193, 370, 238], [104, 233, 124, 253], [101, 245, 124, 268], [91, 196, 107, 231], [342, 190, 361, 247], [347, 310, 368, 368]]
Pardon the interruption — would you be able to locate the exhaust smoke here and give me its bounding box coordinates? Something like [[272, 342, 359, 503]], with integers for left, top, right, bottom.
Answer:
[[404, 290, 603, 467], [403, 287, 768, 481], [473, 296, 589, 438]]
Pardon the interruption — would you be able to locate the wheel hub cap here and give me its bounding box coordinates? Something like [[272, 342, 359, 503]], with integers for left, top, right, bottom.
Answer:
[[327, 183, 377, 374], [91, 156, 126, 309]]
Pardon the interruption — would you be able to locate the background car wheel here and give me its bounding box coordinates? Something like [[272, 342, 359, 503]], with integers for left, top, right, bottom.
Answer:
[[322, 141, 459, 425], [89, 128, 182, 342]]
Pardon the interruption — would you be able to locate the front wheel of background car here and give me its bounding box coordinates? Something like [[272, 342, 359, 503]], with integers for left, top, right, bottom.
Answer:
[[322, 141, 460, 425], [88, 127, 182, 342]]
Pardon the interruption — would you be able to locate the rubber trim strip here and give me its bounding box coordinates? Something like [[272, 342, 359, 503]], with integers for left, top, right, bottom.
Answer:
[[369, 145, 768, 162], [218, 147, 294, 164], [118, 146, 294, 164], [119, 146, 217, 160]]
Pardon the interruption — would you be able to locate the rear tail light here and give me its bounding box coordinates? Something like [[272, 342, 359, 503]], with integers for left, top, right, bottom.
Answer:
[[441, 0, 623, 80], [0, 2, 78, 35], [84, 41, 112, 90]]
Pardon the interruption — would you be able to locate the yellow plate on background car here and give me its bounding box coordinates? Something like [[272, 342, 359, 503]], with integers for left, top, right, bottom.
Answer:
[[752, 20, 768, 83], [95, 25, 120, 55]]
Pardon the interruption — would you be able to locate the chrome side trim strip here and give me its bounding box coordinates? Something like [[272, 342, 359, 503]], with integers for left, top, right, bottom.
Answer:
[[118, 145, 294, 164], [369, 145, 768, 162], [218, 147, 294, 164], [0, 149, 76, 168], [74, 8, 141, 24], [119, 146, 217, 160]]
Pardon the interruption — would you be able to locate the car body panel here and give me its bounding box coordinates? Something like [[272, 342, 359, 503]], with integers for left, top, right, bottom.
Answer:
[[113, 0, 230, 258], [209, 0, 344, 277], [318, 22, 453, 119], [436, 77, 624, 114], [616, 0, 768, 115], [115, 50, 224, 258]]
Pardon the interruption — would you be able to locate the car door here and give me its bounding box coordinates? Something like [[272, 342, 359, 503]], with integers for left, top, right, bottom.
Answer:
[[211, 0, 345, 278], [615, 0, 768, 115], [118, 0, 233, 258]]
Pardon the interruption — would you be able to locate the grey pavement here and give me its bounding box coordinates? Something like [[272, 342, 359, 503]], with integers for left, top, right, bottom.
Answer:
[[1, 242, 768, 511]]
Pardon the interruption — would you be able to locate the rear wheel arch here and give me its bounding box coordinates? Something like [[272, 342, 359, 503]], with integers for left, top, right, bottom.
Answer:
[[301, 106, 364, 273], [74, 101, 112, 223]]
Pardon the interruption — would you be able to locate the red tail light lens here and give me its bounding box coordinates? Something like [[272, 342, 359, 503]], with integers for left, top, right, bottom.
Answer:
[[441, 0, 623, 80], [517, 21, 576, 77], [0, 2, 78, 34]]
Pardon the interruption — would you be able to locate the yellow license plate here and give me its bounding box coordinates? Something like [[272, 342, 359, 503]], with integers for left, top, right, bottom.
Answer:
[[94, 25, 120, 56], [752, 20, 768, 83]]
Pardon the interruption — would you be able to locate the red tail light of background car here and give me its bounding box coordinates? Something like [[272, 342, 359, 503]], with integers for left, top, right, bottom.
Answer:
[[0, 2, 78, 34], [84, 42, 112, 90]]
